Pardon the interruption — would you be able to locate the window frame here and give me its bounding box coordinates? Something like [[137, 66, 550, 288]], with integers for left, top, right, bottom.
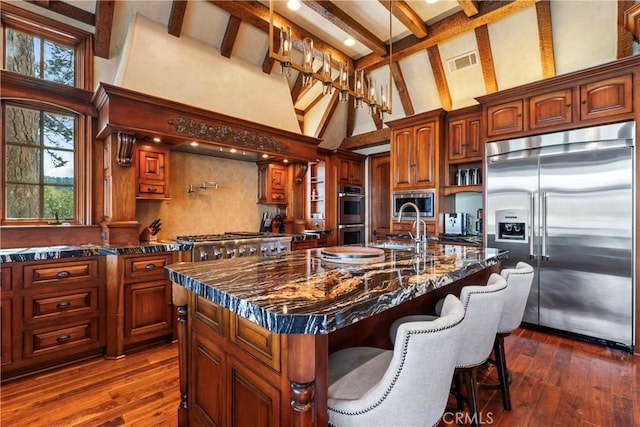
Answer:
[[1, 3, 94, 226]]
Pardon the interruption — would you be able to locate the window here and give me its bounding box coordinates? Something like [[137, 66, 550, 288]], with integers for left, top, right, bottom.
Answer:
[[1, 4, 93, 225], [5, 104, 76, 221]]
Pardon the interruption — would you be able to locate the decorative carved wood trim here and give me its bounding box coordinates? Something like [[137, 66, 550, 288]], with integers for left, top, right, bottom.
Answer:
[[92, 83, 320, 162], [474, 25, 498, 94], [94, 1, 115, 59], [536, 1, 555, 79], [340, 128, 391, 150], [168, 0, 188, 37], [116, 132, 136, 167], [620, 1, 638, 57], [427, 46, 452, 112]]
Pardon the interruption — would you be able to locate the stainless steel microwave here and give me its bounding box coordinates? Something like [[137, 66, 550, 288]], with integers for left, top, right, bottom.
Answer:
[[392, 190, 435, 220]]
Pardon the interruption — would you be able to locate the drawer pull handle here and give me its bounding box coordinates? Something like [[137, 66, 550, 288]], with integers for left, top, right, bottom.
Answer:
[[56, 301, 71, 309], [56, 271, 71, 278], [144, 263, 156, 270], [56, 335, 71, 343]]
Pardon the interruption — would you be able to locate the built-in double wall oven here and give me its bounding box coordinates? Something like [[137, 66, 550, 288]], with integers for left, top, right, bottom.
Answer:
[[338, 184, 365, 245]]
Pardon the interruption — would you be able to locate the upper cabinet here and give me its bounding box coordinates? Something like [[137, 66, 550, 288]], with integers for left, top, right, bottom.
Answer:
[[388, 109, 446, 191], [257, 161, 288, 205], [135, 144, 170, 200], [478, 57, 639, 141], [337, 157, 363, 186], [444, 106, 483, 195]]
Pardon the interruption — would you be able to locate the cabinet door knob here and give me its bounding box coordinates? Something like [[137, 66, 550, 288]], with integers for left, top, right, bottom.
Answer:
[[56, 334, 71, 343]]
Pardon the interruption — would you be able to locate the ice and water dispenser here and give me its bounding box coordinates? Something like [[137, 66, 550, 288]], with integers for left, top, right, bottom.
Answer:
[[495, 209, 528, 243]]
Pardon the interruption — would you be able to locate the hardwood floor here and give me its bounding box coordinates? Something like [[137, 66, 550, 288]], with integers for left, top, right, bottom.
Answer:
[[1, 329, 638, 426]]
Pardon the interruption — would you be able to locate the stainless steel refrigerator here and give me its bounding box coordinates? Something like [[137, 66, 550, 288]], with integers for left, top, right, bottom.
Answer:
[[485, 121, 635, 352]]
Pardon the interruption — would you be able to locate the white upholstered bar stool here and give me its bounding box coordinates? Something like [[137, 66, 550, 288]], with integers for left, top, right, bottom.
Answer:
[[389, 273, 507, 427], [485, 261, 535, 410], [327, 294, 465, 427]]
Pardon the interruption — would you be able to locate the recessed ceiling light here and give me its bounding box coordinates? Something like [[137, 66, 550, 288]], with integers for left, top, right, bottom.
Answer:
[[287, 0, 301, 10], [283, 159, 289, 163], [425, 0, 438, 3], [152, 137, 161, 143], [262, 154, 270, 159], [230, 148, 237, 153], [190, 141, 199, 147], [344, 38, 356, 47]]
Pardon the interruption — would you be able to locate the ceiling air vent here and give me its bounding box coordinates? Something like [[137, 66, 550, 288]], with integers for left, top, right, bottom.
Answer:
[[447, 51, 478, 72]]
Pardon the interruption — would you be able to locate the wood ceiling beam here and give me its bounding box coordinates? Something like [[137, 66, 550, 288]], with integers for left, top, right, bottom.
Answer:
[[262, 50, 276, 74], [315, 90, 340, 138], [426, 45, 452, 111], [221, 15, 241, 58], [168, 0, 188, 37], [346, 97, 355, 137], [208, 0, 353, 69], [474, 25, 497, 94], [340, 128, 391, 150], [389, 60, 414, 116], [292, 75, 316, 104], [25, 0, 95, 26], [372, 108, 383, 130], [355, 0, 541, 72], [457, 0, 480, 17], [303, 1, 387, 57], [536, 0, 555, 79], [303, 92, 325, 114], [94, 1, 115, 59], [379, 0, 427, 39]]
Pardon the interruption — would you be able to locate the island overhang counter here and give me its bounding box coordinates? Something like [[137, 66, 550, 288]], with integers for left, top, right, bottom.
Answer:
[[165, 244, 507, 427]]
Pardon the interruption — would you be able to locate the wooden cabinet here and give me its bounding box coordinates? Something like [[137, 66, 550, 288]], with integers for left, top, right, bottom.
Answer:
[[391, 221, 436, 236], [135, 143, 170, 199], [187, 296, 287, 426], [291, 239, 318, 251], [337, 157, 363, 186], [529, 88, 573, 130], [444, 106, 483, 195], [123, 254, 174, 347], [479, 59, 638, 140], [388, 109, 445, 191], [579, 74, 633, 121], [1, 257, 106, 381], [257, 161, 288, 205]]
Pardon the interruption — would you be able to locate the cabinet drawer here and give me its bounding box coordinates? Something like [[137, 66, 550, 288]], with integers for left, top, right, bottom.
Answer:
[[24, 319, 99, 358], [138, 183, 165, 195], [230, 314, 280, 372], [124, 254, 172, 281], [24, 288, 98, 323], [24, 259, 99, 289], [392, 222, 435, 234], [194, 296, 226, 338]]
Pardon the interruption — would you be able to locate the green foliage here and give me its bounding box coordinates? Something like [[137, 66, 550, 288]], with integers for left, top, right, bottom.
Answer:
[[43, 186, 74, 220]]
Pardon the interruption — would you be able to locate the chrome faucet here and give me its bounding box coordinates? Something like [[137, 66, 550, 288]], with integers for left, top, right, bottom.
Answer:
[[397, 202, 426, 252]]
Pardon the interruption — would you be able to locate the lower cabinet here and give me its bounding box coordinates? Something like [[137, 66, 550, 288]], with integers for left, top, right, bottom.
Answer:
[[188, 296, 286, 427], [107, 252, 176, 358], [1, 257, 106, 382]]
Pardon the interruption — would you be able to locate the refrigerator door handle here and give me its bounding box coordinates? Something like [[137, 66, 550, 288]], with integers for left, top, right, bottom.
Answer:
[[529, 192, 536, 259], [541, 191, 549, 260]]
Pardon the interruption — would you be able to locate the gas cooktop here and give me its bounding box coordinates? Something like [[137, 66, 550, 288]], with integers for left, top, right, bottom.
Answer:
[[175, 232, 286, 243]]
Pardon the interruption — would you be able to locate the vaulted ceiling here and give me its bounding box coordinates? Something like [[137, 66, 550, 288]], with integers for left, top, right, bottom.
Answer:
[[16, 0, 640, 151]]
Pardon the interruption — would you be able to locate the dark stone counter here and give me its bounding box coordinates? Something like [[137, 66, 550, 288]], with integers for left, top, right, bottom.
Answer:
[[165, 243, 507, 334], [0, 241, 193, 263]]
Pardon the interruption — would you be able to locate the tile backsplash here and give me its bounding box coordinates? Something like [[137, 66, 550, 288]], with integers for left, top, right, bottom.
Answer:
[[136, 151, 278, 239]]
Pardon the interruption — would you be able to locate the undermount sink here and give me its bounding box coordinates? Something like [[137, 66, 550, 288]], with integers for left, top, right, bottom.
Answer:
[[371, 242, 415, 251]]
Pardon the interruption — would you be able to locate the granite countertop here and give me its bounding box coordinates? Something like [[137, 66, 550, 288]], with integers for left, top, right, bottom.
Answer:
[[0, 241, 194, 263], [165, 243, 508, 335]]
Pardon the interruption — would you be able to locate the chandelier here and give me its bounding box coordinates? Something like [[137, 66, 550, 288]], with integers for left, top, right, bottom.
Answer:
[[268, 0, 393, 119]]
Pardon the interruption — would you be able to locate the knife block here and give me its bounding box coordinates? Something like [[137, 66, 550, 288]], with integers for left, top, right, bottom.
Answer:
[[139, 227, 158, 242]]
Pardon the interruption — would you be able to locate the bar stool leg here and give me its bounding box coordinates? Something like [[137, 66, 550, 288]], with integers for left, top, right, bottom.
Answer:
[[494, 335, 511, 410], [463, 368, 480, 427]]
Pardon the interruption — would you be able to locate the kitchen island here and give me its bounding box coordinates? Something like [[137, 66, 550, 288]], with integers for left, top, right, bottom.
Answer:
[[165, 243, 507, 427]]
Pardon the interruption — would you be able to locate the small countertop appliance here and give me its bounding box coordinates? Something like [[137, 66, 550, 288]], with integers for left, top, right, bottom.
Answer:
[[443, 212, 469, 235]]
